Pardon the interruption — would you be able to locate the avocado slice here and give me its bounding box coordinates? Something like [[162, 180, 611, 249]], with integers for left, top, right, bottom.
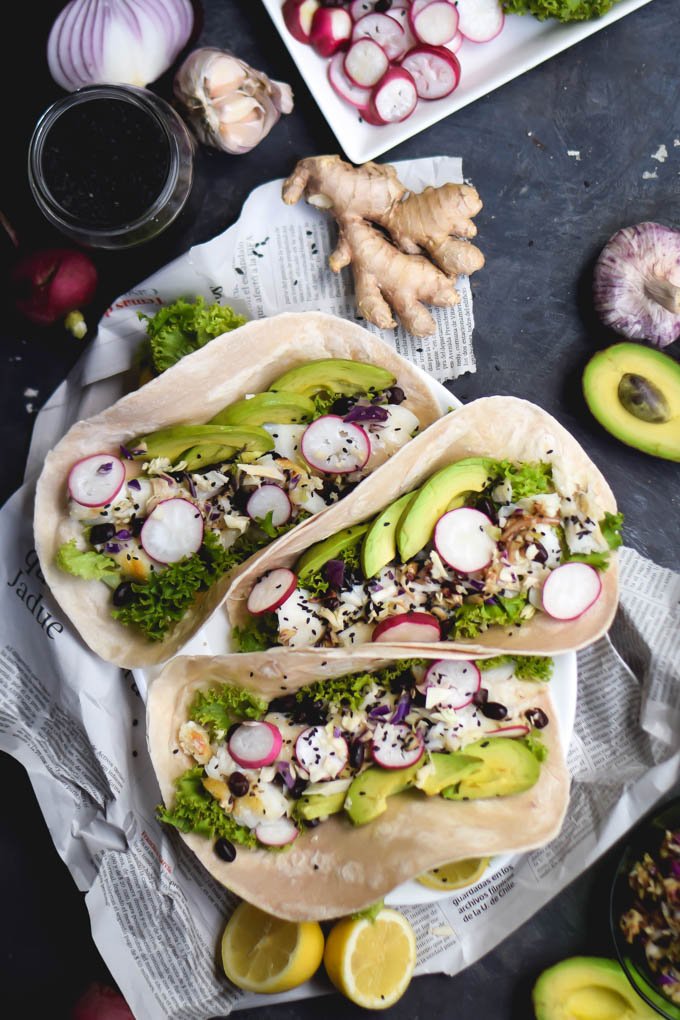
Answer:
[[344, 761, 423, 826], [181, 445, 237, 471], [268, 359, 395, 399], [441, 737, 540, 801], [295, 523, 371, 585], [532, 956, 659, 1020], [210, 390, 316, 427], [134, 424, 274, 465], [295, 788, 347, 822], [397, 457, 495, 562], [414, 752, 485, 796], [583, 342, 680, 462], [361, 491, 417, 579]]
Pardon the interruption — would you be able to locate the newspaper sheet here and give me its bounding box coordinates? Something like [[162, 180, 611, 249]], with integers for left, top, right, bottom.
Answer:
[[2, 155, 679, 1018]]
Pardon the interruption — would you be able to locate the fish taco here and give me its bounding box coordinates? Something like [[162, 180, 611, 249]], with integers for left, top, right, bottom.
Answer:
[[34, 312, 442, 667]]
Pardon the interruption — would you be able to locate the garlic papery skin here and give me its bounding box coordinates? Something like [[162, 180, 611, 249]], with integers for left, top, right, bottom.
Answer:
[[173, 47, 294, 155], [593, 222, 680, 349]]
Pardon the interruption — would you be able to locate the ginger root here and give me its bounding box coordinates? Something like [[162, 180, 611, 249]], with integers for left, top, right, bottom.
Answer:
[[282, 155, 484, 337]]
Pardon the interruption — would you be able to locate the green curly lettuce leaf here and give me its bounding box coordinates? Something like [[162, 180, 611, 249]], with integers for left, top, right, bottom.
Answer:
[[492, 459, 554, 500], [138, 296, 247, 375], [451, 594, 529, 640], [301, 539, 364, 599], [522, 734, 549, 763], [296, 659, 426, 712], [502, 0, 618, 22], [157, 766, 256, 847], [476, 655, 554, 682], [563, 510, 624, 571], [232, 613, 281, 652], [351, 899, 385, 922], [56, 539, 121, 588], [600, 511, 624, 550], [189, 685, 268, 741]]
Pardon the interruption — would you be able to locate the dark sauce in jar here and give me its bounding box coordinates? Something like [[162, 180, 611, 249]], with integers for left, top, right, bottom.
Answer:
[[41, 96, 171, 228]]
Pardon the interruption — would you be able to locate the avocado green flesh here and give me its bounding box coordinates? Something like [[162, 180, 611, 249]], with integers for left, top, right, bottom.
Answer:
[[295, 523, 371, 584], [182, 445, 237, 471], [361, 491, 417, 579], [345, 762, 422, 826], [532, 956, 659, 1020], [135, 424, 275, 464], [295, 789, 346, 821], [210, 390, 316, 426], [582, 342, 680, 462], [441, 738, 540, 800], [414, 752, 484, 796], [397, 458, 495, 562], [268, 359, 395, 399]]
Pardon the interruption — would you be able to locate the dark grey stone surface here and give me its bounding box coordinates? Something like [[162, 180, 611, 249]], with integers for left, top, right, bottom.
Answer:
[[1, 0, 678, 1015]]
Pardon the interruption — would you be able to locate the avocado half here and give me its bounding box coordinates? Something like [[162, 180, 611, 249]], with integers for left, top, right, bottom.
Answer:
[[582, 342, 680, 461], [532, 956, 659, 1019]]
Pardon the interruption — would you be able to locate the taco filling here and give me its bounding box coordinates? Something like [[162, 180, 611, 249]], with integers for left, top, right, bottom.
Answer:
[[158, 656, 554, 855], [239, 456, 623, 650], [54, 358, 423, 642]]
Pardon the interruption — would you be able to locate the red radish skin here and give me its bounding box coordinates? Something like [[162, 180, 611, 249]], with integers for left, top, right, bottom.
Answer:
[[353, 12, 408, 62], [372, 723, 424, 769], [486, 725, 531, 738], [68, 454, 126, 508], [309, 6, 353, 57], [256, 818, 299, 846], [247, 568, 298, 616], [372, 611, 441, 643], [344, 37, 389, 88], [411, 1, 459, 46], [455, 0, 505, 42], [420, 659, 481, 709], [12, 248, 97, 329], [228, 721, 283, 769], [370, 66, 417, 124], [328, 52, 372, 107], [400, 45, 460, 99], [140, 498, 204, 564], [246, 484, 292, 526], [72, 983, 134, 1020], [434, 507, 496, 573], [541, 562, 603, 621], [282, 0, 321, 43], [301, 415, 371, 474]]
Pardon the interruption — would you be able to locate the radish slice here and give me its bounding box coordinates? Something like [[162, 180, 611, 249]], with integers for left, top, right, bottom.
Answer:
[[455, 0, 505, 42], [419, 659, 481, 710], [372, 723, 424, 769], [140, 498, 204, 564], [68, 454, 126, 508], [256, 817, 299, 846], [328, 51, 372, 107], [411, 1, 459, 45], [246, 484, 292, 527], [295, 726, 348, 782], [400, 44, 460, 99], [301, 415, 370, 474], [344, 37, 389, 87], [282, 0, 321, 44], [372, 611, 441, 643], [350, 0, 377, 18], [353, 12, 408, 61], [310, 6, 353, 57], [247, 568, 298, 616], [444, 30, 463, 54], [541, 562, 603, 621], [434, 507, 496, 573], [370, 66, 417, 124], [228, 721, 283, 769], [485, 724, 531, 738]]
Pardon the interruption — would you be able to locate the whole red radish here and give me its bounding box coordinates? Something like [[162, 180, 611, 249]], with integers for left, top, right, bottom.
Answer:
[[72, 982, 134, 1020], [11, 247, 98, 338]]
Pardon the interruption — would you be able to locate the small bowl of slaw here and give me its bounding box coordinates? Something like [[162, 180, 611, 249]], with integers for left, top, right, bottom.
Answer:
[[610, 794, 680, 1019]]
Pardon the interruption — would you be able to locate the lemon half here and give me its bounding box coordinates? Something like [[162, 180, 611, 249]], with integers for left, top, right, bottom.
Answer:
[[416, 856, 491, 890], [221, 902, 324, 994], [323, 907, 417, 1009]]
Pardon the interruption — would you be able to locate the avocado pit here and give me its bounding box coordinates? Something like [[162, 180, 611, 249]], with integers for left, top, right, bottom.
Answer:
[[618, 373, 671, 423]]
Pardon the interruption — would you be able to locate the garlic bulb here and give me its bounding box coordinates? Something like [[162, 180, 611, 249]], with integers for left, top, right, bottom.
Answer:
[[173, 48, 294, 155], [593, 222, 680, 349]]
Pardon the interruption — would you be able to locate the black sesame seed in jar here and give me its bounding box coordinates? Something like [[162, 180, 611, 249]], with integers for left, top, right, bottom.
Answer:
[[112, 581, 136, 607], [90, 523, 116, 546], [214, 837, 236, 863], [228, 772, 250, 797], [525, 707, 549, 729], [480, 701, 508, 721]]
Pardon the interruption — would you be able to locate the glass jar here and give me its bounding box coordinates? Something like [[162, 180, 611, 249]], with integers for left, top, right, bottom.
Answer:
[[28, 84, 195, 250]]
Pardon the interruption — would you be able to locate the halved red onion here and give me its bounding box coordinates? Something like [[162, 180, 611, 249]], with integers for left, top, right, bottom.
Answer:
[[246, 568, 298, 616], [301, 415, 371, 474], [372, 612, 441, 643], [140, 498, 204, 563], [246, 484, 292, 527], [372, 722, 424, 769], [68, 453, 126, 508], [419, 659, 481, 710], [228, 721, 283, 769], [434, 507, 496, 573]]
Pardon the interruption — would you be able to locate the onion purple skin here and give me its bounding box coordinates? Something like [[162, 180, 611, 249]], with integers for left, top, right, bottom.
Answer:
[[593, 222, 680, 349]]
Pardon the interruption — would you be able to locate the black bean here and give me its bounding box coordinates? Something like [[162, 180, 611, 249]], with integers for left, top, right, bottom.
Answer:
[[475, 498, 498, 523], [329, 395, 354, 416], [130, 515, 145, 537], [90, 523, 116, 546], [112, 581, 136, 607], [480, 701, 508, 720], [228, 772, 250, 797], [473, 687, 489, 706], [385, 385, 405, 404], [290, 778, 308, 800], [349, 739, 365, 770], [525, 707, 549, 729], [214, 837, 236, 862]]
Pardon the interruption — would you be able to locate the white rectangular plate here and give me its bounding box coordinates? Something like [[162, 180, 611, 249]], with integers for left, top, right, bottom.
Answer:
[[262, 0, 654, 164]]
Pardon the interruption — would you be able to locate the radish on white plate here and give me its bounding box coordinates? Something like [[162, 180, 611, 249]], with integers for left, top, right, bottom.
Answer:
[[282, 0, 320, 44], [309, 6, 353, 57], [246, 484, 292, 527], [344, 37, 389, 88], [541, 562, 602, 621], [444, 30, 463, 54], [228, 720, 283, 769], [295, 726, 348, 782], [419, 659, 481, 710], [301, 415, 370, 474], [372, 611, 441, 643], [455, 0, 505, 42], [372, 722, 424, 769], [328, 51, 372, 107], [434, 507, 496, 573], [369, 65, 417, 124], [68, 453, 126, 508], [247, 568, 298, 615], [353, 12, 408, 62], [485, 724, 531, 738], [400, 44, 460, 99], [350, 0, 377, 18], [256, 817, 299, 846], [140, 498, 204, 564], [411, 1, 459, 46]]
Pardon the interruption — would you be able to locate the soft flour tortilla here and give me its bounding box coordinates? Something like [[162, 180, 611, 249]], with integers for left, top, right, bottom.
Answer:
[[33, 312, 442, 668], [148, 647, 570, 921], [227, 396, 619, 656]]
